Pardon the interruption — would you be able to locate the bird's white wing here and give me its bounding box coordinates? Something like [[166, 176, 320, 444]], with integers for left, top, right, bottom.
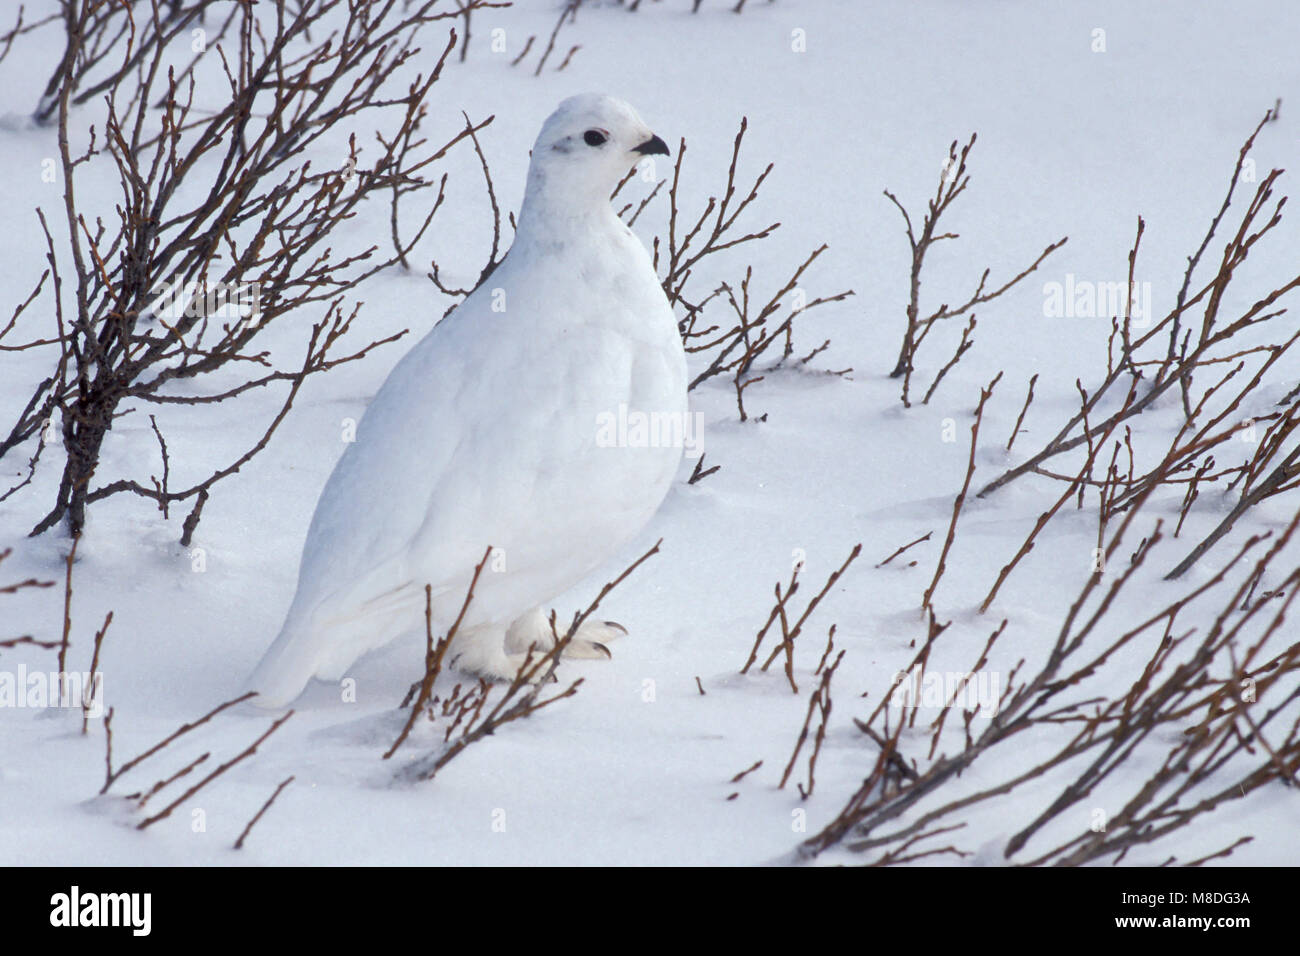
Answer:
[[247, 286, 497, 702]]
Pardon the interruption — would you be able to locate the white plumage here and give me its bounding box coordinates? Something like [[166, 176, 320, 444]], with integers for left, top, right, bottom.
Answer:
[[246, 94, 686, 708]]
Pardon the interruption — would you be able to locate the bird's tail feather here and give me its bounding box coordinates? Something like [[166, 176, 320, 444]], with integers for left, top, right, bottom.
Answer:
[[243, 621, 321, 709], [244, 584, 433, 708]]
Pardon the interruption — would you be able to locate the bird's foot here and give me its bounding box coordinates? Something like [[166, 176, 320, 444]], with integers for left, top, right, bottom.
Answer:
[[505, 607, 627, 662], [558, 618, 627, 659], [443, 612, 630, 686], [497, 620, 626, 682]]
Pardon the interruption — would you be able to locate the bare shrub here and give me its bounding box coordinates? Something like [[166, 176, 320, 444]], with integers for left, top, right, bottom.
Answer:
[[884, 134, 1066, 407], [739, 543, 862, 693], [804, 493, 1300, 864], [977, 111, 1297, 525], [0, 1, 492, 540], [650, 120, 854, 420], [799, 110, 1300, 864]]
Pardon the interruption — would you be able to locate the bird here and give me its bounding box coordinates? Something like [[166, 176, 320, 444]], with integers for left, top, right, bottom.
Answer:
[[245, 94, 685, 708]]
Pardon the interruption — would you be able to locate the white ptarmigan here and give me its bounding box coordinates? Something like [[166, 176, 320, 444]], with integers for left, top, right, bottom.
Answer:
[[246, 94, 685, 708]]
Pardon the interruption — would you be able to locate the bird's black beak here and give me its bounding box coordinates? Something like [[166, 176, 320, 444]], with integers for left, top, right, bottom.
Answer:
[[633, 134, 670, 157]]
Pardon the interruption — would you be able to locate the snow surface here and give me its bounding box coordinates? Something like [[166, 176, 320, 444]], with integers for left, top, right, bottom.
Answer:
[[1, 0, 1298, 865]]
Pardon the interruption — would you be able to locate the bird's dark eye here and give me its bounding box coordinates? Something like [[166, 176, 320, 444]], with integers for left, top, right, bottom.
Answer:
[[583, 129, 608, 147]]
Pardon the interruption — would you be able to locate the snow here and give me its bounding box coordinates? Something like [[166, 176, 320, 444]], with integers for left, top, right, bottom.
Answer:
[[2, 0, 1298, 866]]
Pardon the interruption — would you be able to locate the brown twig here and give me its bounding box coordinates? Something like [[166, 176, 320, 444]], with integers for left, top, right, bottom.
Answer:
[[401, 540, 663, 781], [1005, 374, 1038, 451], [743, 545, 862, 691], [385, 545, 493, 760], [137, 711, 294, 830], [233, 775, 296, 850], [884, 134, 1065, 407], [922, 373, 1000, 613], [80, 611, 111, 734], [101, 691, 257, 794], [780, 650, 844, 796], [876, 531, 932, 569]]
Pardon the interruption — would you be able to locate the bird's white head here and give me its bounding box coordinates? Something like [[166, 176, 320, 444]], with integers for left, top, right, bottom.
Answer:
[[518, 93, 669, 232]]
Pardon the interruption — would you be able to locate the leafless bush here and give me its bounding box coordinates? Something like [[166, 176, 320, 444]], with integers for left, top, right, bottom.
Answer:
[[28, 1, 239, 126], [93, 688, 294, 834], [884, 134, 1066, 407], [80, 607, 111, 733], [100, 690, 256, 794], [687, 453, 720, 484], [1, 0, 491, 541], [1004, 373, 1038, 452], [392, 540, 663, 782], [726, 548, 859, 803], [649, 120, 854, 420], [428, 112, 505, 306], [804, 484, 1300, 864], [977, 108, 1300, 580], [1168, 393, 1300, 579], [384, 545, 495, 760], [493, 0, 585, 75], [4, 537, 285, 834], [530, 0, 583, 75], [740, 543, 861, 693], [131, 712, 292, 831], [791, 111, 1300, 864]]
